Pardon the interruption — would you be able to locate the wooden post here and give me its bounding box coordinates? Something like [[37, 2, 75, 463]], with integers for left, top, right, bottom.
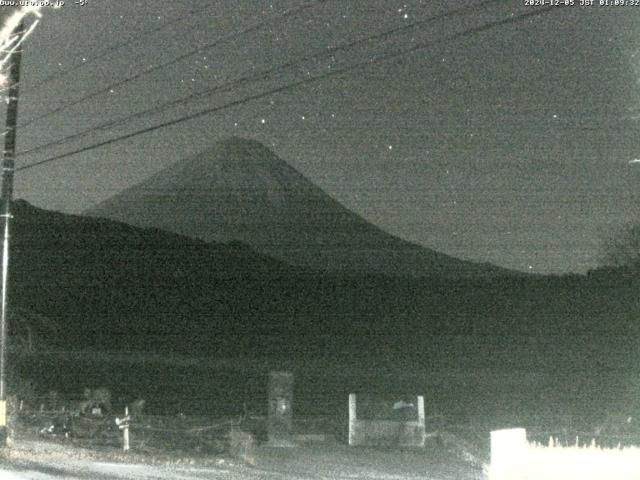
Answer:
[[116, 406, 131, 451]]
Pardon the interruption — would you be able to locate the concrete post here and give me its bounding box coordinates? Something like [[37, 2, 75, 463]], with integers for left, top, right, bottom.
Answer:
[[267, 371, 294, 447], [122, 406, 130, 451], [348, 393, 357, 446]]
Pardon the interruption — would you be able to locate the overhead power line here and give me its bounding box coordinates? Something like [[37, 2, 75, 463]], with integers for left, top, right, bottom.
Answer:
[[25, 3, 217, 93], [18, 1, 321, 130], [17, 5, 558, 173], [18, 0, 503, 158]]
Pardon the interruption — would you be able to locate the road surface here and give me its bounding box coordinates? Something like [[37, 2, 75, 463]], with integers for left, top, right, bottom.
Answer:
[[0, 458, 312, 480], [0, 437, 484, 479]]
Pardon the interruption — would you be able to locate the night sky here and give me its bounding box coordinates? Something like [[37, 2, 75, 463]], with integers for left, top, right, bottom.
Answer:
[[5, 0, 640, 274]]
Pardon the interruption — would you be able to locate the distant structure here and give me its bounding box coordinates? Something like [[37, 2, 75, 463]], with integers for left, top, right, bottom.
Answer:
[[348, 393, 426, 447]]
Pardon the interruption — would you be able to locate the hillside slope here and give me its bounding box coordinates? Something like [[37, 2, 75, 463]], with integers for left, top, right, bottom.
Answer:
[[85, 137, 511, 278]]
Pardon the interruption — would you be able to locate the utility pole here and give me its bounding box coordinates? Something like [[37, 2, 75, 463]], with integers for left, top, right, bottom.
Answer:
[[0, 20, 24, 446]]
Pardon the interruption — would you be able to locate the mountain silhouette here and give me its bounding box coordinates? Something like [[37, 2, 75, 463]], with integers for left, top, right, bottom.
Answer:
[[85, 137, 511, 278]]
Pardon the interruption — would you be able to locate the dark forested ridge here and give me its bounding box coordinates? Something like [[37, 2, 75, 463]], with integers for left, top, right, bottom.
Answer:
[[7, 200, 640, 361]]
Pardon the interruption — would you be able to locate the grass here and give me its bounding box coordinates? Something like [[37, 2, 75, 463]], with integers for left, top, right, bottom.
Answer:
[[7, 411, 486, 479], [9, 350, 640, 479], [17, 408, 640, 480]]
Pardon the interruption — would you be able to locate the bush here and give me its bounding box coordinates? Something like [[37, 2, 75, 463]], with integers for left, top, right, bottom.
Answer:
[[79, 387, 112, 415]]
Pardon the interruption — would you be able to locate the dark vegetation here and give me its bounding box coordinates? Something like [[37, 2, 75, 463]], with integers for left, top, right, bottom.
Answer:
[[601, 223, 640, 270], [6, 200, 640, 424]]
